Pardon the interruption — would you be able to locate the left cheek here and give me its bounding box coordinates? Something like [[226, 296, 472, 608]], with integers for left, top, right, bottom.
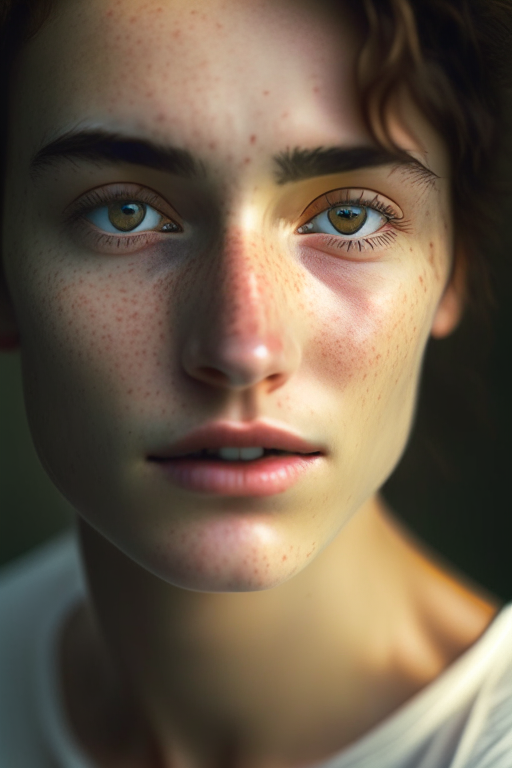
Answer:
[[303, 264, 439, 402]]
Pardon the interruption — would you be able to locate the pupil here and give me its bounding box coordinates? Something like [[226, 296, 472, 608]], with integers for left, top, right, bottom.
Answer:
[[328, 205, 367, 235], [108, 201, 146, 232]]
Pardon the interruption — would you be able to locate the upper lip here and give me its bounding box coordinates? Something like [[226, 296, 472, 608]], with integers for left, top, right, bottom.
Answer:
[[149, 421, 326, 458]]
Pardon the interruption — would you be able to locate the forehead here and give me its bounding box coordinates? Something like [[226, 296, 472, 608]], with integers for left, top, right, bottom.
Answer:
[[9, 0, 450, 186], [11, 0, 366, 158]]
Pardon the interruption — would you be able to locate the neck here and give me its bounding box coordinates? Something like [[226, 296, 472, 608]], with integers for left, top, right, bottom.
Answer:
[[64, 496, 494, 768]]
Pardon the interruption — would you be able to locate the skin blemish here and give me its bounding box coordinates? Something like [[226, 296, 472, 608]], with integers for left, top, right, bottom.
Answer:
[[249, 134, 257, 144]]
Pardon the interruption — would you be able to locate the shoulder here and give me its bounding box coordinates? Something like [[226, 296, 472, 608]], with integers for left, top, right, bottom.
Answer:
[[0, 530, 85, 767], [449, 603, 512, 768]]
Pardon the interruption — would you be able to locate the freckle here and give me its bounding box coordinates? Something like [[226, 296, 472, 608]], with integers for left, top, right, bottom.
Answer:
[[262, 90, 270, 96], [281, 111, 289, 118], [172, 29, 181, 38], [243, 157, 251, 164], [282, 555, 287, 561]]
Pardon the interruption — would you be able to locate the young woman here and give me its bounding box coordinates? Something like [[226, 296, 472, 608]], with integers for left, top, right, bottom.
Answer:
[[1, 0, 511, 766]]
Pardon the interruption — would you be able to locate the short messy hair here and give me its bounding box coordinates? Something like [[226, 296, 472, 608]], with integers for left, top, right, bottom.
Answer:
[[1, 0, 512, 317]]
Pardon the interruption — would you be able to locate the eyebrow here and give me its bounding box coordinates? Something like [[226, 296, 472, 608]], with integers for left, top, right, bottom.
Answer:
[[30, 128, 439, 187], [30, 129, 206, 180]]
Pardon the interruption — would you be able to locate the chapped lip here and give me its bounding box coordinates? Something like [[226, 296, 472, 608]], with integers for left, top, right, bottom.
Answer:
[[148, 420, 326, 459]]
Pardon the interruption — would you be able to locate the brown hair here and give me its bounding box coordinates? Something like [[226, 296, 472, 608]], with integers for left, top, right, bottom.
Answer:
[[1, 0, 512, 318], [354, 0, 512, 320]]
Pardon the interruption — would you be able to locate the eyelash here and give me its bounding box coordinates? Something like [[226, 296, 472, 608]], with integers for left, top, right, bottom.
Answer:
[[64, 184, 182, 252], [65, 185, 409, 256], [295, 189, 410, 254]]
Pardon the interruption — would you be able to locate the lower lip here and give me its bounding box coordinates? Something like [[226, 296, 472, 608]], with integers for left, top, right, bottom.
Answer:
[[149, 454, 323, 496]]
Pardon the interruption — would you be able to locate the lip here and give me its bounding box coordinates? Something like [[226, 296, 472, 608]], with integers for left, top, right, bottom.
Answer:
[[147, 421, 326, 497], [149, 454, 323, 497], [148, 420, 326, 459]]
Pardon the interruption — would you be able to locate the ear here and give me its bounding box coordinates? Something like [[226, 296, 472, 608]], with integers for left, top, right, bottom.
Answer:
[[430, 247, 466, 340], [0, 267, 20, 351]]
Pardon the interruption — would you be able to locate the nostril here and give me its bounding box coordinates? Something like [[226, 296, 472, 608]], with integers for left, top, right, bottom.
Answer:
[[197, 367, 230, 385]]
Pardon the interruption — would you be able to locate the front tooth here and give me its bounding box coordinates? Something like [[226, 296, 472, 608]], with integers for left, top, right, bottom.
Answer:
[[218, 447, 241, 460], [239, 447, 265, 460], [206, 447, 265, 461]]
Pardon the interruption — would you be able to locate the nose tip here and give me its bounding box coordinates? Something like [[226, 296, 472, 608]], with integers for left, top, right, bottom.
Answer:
[[182, 336, 294, 392]]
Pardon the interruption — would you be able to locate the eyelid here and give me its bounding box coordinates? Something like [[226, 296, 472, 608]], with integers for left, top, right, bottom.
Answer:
[[297, 187, 404, 229], [63, 182, 183, 228]]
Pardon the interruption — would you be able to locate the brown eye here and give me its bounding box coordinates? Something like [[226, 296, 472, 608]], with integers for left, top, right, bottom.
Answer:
[[108, 201, 146, 231], [327, 205, 367, 235]]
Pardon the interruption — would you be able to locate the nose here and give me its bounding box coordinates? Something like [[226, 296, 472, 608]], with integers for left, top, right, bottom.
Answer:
[[180, 227, 301, 393]]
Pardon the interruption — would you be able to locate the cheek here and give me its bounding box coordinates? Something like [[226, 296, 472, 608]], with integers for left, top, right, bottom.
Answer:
[[9, 242, 185, 464], [299, 249, 439, 399]]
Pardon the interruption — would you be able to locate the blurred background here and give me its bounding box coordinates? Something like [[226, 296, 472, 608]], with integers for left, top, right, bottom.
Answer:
[[2, 182, 512, 603]]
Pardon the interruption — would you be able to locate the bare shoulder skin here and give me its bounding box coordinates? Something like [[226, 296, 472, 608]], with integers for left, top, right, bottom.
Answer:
[[0, 0, 502, 766]]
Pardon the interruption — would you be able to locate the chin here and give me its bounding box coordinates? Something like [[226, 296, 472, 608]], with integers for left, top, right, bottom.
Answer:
[[145, 529, 306, 593]]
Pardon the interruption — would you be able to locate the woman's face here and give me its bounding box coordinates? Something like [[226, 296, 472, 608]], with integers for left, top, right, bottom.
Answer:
[[2, 0, 459, 591]]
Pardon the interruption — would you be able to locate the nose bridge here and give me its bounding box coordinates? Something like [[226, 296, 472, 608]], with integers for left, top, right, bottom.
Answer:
[[215, 226, 280, 342], [181, 223, 301, 391]]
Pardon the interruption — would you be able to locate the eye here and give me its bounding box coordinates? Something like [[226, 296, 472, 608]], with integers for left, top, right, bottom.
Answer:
[[85, 200, 180, 234], [297, 203, 387, 239]]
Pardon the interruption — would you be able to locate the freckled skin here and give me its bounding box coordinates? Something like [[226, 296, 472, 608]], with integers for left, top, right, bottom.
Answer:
[[2, 1, 497, 763], [2, 0, 458, 593]]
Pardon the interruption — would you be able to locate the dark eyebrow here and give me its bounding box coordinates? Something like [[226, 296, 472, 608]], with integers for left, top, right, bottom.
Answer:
[[273, 145, 439, 187], [30, 129, 206, 180], [30, 128, 439, 188]]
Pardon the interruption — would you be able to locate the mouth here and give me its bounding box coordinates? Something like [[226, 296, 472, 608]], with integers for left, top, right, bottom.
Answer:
[[147, 421, 326, 496], [155, 447, 319, 462], [149, 449, 323, 495]]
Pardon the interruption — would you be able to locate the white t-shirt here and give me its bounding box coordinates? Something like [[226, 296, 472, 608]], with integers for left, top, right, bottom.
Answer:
[[1, 531, 512, 768]]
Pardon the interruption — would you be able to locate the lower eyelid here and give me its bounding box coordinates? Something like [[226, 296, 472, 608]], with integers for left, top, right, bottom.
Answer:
[[299, 229, 398, 257], [69, 217, 172, 253]]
